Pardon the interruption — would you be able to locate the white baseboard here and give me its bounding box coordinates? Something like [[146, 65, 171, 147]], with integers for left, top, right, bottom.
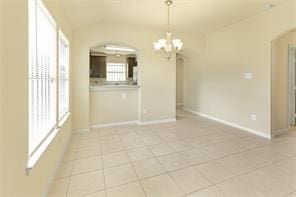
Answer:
[[183, 108, 271, 139], [72, 128, 90, 133], [89, 118, 177, 128], [139, 118, 176, 125], [42, 133, 71, 197], [90, 120, 139, 128]]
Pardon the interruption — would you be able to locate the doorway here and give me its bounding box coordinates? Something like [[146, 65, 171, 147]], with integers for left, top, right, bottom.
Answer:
[[288, 45, 296, 126], [271, 29, 296, 136], [176, 55, 184, 109]]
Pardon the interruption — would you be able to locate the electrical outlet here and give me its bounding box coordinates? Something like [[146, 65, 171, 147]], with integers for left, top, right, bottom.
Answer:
[[244, 73, 253, 79], [122, 93, 126, 99], [143, 108, 147, 114], [251, 114, 256, 121]]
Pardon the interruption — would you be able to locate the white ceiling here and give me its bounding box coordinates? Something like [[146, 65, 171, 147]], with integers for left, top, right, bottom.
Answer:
[[57, 0, 287, 34]]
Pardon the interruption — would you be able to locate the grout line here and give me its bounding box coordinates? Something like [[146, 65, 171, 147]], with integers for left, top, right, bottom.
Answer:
[[116, 126, 148, 197], [97, 128, 107, 196], [55, 112, 296, 197], [65, 134, 81, 197]]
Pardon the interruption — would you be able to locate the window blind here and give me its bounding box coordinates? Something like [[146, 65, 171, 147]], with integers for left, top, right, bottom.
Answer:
[[29, 0, 57, 157], [106, 63, 127, 82], [58, 31, 70, 120]]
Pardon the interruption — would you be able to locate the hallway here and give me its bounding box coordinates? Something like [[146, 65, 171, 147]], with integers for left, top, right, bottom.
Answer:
[[49, 110, 296, 197]]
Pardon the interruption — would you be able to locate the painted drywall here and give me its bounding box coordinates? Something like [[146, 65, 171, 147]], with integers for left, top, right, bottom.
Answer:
[[271, 30, 296, 131], [90, 89, 138, 125], [183, 1, 296, 136], [72, 23, 179, 130], [176, 56, 184, 105], [0, 1, 73, 196], [0, 2, 4, 195]]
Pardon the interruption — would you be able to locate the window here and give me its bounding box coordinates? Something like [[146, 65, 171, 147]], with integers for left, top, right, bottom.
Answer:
[[58, 31, 69, 121], [28, 0, 70, 169], [106, 63, 127, 82]]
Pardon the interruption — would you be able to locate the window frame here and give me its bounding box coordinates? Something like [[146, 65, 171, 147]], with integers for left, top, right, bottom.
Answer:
[[58, 30, 70, 123], [27, 0, 70, 172], [106, 62, 128, 82]]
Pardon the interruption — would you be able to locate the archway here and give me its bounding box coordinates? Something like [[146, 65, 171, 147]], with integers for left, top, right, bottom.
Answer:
[[271, 29, 296, 136]]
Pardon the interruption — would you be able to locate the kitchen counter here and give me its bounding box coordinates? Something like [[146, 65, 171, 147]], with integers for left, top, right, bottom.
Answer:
[[89, 84, 139, 91]]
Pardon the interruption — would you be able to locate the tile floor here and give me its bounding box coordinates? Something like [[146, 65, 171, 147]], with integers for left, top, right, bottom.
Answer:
[[48, 110, 296, 197]]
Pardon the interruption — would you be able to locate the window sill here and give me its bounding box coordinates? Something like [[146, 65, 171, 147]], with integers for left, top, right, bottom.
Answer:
[[26, 112, 70, 175]]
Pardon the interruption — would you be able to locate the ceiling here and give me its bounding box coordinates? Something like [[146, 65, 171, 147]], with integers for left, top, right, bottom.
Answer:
[[56, 0, 287, 34]]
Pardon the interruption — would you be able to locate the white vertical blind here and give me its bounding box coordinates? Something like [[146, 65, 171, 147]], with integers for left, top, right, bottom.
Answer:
[[106, 63, 127, 82], [58, 31, 69, 120], [29, 0, 57, 157]]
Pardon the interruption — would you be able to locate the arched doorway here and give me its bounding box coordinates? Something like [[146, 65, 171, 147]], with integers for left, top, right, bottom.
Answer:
[[271, 29, 296, 136]]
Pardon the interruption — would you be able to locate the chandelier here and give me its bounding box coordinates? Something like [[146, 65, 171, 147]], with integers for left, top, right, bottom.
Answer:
[[154, 0, 183, 60]]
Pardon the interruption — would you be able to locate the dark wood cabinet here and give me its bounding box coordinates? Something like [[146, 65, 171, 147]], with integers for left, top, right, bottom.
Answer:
[[90, 56, 106, 78], [127, 57, 137, 78]]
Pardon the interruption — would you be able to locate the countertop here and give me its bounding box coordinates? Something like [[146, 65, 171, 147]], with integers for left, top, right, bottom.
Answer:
[[89, 85, 139, 91]]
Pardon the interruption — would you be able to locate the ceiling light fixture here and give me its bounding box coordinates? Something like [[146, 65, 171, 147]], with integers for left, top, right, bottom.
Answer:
[[104, 45, 136, 52], [154, 0, 183, 60]]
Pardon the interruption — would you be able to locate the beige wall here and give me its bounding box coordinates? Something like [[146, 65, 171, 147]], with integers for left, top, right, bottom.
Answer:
[[72, 23, 178, 130], [184, 1, 296, 137], [90, 90, 138, 125], [0, 2, 3, 195], [272, 30, 296, 131], [0, 1, 73, 196]]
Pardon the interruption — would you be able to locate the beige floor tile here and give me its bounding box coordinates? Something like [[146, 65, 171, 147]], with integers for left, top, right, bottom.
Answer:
[[187, 135, 224, 148], [116, 126, 134, 134], [199, 142, 242, 159], [100, 127, 118, 136], [106, 181, 145, 197], [83, 190, 105, 197], [158, 153, 189, 171], [122, 138, 145, 149], [133, 158, 166, 179], [168, 140, 193, 152], [104, 164, 138, 188], [80, 131, 99, 140], [48, 177, 69, 197], [179, 149, 210, 165], [72, 156, 102, 175], [100, 135, 121, 144], [68, 170, 104, 197], [102, 151, 130, 168], [127, 147, 154, 162], [216, 153, 267, 176], [56, 110, 296, 197], [194, 160, 234, 184], [241, 162, 296, 196], [170, 167, 211, 194], [55, 161, 74, 179], [216, 177, 264, 197], [76, 146, 101, 159], [79, 139, 100, 148], [158, 132, 180, 142], [186, 186, 226, 197], [101, 142, 125, 155], [141, 174, 183, 197], [149, 143, 175, 156], [141, 136, 164, 146], [287, 191, 296, 197]]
